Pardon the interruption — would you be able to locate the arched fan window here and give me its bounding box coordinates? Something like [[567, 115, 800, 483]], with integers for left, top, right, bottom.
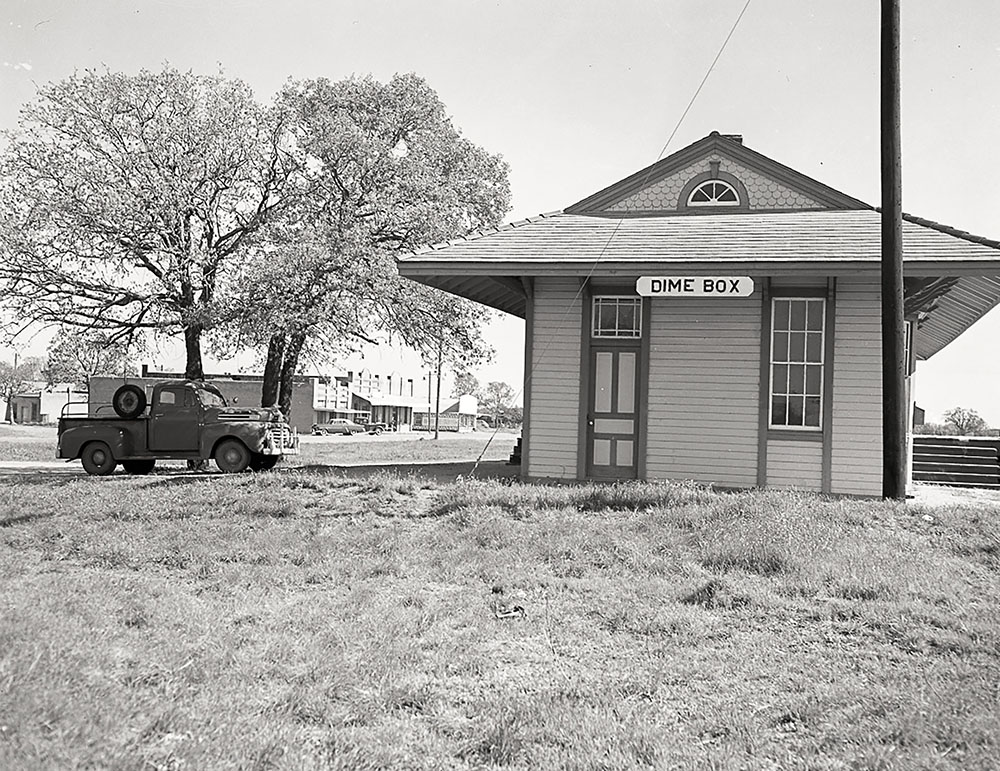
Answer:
[[687, 180, 740, 207]]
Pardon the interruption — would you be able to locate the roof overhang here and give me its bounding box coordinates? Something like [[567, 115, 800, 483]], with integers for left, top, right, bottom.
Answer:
[[398, 210, 1000, 356]]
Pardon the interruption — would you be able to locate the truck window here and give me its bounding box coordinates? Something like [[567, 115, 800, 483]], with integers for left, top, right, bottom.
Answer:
[[160, 390, 177, 405], [199, 388, 227, 408]]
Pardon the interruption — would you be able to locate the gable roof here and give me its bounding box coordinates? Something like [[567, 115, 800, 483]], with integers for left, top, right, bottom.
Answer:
[[398, 133, 1000, 359], [566, 131, 871, 216]]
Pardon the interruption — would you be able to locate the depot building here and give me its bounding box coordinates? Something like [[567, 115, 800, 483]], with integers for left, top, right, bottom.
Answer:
[[397, 132, 1000, 496]]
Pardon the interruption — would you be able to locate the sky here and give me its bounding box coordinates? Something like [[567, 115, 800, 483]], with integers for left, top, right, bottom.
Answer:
[[1, 0, 999, 423]]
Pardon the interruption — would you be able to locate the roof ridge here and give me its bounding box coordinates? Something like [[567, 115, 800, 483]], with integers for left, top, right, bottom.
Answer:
[[406, 211, 566, 257]]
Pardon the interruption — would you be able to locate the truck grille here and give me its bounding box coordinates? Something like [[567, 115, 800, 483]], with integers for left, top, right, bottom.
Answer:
[[266, 423, 300, 454]]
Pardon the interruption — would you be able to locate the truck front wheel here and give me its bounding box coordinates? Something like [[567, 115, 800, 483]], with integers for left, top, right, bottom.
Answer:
[[81, 442, 117, 476], [122, 459, 156, 475], [215, 439, 250, 473]]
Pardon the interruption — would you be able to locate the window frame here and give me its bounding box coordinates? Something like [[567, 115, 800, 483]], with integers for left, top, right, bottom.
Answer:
[[686, 180, 741, 208], [591, 295, 642, 339], [768, 296, 826, 431]]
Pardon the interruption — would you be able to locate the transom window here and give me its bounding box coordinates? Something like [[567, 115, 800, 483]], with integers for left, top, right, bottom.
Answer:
[[592, 296, 642, 338], [687, 180, 740, 207], [770, 298, 825, 429]]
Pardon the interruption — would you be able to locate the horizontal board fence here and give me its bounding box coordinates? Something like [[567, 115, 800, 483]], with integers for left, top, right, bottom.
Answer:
[[912, 436, 1000, 489]]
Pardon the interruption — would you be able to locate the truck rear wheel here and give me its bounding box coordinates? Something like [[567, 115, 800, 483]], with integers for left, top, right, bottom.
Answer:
[[249, 453, 279, 471], [122, 459, 156, 475], [112, 384, 147, 419], [81, 442, 117, 476], [215, 439, 250, 473]]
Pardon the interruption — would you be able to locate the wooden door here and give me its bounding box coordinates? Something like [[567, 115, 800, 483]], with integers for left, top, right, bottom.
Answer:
[[586, 346, 639, 479]]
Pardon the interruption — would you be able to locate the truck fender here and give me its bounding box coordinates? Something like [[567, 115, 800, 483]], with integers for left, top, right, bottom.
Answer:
[[61, 425, 128, 460]]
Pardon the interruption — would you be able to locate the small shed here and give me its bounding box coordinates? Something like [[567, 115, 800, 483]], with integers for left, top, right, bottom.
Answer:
[[398, 132, 1000, 496]]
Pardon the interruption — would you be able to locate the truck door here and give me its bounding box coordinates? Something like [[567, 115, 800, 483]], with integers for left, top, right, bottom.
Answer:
[[150, 386, 200, 452]]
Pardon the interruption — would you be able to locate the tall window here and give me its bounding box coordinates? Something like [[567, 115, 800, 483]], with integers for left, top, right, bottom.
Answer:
[[770, 298, 825, 429], [592, 296, 642, 338]]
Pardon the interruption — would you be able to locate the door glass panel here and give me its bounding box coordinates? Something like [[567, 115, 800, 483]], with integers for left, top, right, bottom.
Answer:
[[594, 352, 613, 412], [593, 418, 634, 434], [617, 352, 636, 413], [616, 440, 634, 467], [593, 439, 611, 466]]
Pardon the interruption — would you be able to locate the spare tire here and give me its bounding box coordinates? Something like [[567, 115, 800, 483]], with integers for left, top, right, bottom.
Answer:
[[112, 384, 147, 419]]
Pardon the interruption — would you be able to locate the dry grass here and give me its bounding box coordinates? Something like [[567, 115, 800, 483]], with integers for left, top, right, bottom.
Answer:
[[0, 473, 998, 769]]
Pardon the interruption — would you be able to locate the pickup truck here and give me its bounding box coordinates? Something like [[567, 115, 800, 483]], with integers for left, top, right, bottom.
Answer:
[[58, 380, 300, 475]]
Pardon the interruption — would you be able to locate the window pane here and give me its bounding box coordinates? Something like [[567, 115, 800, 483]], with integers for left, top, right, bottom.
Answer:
[[772, 364, 789, 395], [789, 364, 805, 394], [160, 391, 176, 405], [789, 332, 806, 362], [806, 332, 823, 363], [787, 396, 804, 426], [771, 395, 787, 425], [773, 301, 790, 331], [805, 396, 821, 427], [618, 302, 636, 334], [773, 332, 789, 361], [807, 300, 824, 331], [790, 301, 806, 330], [599, 302, 617, 334], [805, 365, 822, 395]]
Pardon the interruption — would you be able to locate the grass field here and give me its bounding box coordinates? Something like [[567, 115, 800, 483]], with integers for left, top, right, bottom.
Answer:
[[0, 425, 518, 467], [1, 463, 998, 769]]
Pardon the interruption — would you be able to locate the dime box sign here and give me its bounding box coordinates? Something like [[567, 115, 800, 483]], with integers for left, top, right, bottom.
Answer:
[[635, 276, 755, 298]]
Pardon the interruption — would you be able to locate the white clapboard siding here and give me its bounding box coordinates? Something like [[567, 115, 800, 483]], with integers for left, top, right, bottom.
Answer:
[[645, 296, 760, 487], [767, 438, 823, 490], [830, 276, 883, 496], [527, 278, 583, 479]]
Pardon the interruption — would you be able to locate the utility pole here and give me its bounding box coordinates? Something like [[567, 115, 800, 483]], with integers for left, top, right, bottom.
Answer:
[[881, 0, 907, 499]]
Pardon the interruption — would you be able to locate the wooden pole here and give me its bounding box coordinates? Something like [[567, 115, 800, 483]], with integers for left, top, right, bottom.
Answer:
[[433, 334, 443, 440], [881, 0, 907, 499]]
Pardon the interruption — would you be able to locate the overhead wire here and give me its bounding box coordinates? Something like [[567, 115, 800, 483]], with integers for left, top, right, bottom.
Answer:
[[468, 0, 754, 476]]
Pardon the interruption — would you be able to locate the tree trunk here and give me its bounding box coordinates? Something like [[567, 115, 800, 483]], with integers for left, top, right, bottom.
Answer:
[[278, 329, 307, 416], [433, 334, 443, 440], [183, 325, 204, 380], [261, 334, 286, 407]]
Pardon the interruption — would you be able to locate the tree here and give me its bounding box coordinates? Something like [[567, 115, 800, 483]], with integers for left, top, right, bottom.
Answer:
[[42, 328, 143, 388], [230, 73, 510, 415], [943, 407, 990, 436], [0, 65, 294, 379], [480, 381, 515, 427], [0, 355, 43, 423], [452, 372, 480, 399]]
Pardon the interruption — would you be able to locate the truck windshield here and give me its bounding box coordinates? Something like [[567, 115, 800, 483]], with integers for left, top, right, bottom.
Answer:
[[199, 387, 227, 408]]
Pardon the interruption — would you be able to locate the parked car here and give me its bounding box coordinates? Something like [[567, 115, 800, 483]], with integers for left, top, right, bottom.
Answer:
[[361, 421, 390, 435], [311, 418, 366, 436]]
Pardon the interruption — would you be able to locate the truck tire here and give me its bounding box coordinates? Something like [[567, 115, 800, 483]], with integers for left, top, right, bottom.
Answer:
[[249, 453, 279, 472], [81, 441, 117, 476], [215, 439, 250, 473], [122, 459, 156, 475], [112, 384, 147, 419]]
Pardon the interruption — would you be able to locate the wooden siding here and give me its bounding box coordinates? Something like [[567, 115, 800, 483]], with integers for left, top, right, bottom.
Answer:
[[644, 296, 759, 487], [830, 276, 883, 496], [526, 277, 583, 479], [767, 438, 823, 490]]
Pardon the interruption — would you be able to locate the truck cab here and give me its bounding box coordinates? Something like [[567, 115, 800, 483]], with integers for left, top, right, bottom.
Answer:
[[57, 380, 300, 475]]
